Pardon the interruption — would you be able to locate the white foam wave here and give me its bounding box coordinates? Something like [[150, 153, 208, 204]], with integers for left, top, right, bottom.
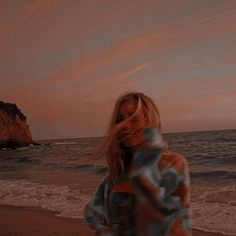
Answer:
[[191, 183, 236, 235], [52, 142, 78, 145], [0, 179, 90, 219], [17, 147, 30, 150]]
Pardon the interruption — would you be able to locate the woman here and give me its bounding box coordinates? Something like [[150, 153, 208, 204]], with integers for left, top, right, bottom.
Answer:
[[83, 92, 192, 236]]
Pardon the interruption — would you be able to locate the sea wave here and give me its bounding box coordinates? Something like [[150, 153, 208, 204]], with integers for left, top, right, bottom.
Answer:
[[0, 155, 41, 165], [190, 170, 236, 180], [63, 164, 107, 173]]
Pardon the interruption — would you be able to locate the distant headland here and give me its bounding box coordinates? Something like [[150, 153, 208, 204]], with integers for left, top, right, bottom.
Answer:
[[0, 101, 37, 149]]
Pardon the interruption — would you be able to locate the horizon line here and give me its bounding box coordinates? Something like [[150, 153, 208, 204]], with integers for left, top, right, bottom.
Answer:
[[34, 127, 236, 142]]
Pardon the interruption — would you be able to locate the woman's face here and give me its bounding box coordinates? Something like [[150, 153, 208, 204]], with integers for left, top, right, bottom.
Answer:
[[116, 99, 147, 150]]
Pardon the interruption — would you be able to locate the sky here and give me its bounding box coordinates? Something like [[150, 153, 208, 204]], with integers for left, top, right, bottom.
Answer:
[[1, 0, 236, 140]]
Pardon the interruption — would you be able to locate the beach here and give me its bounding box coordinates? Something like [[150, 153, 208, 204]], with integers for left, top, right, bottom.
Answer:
[[0, 130, 235, 236], [0, 204, 229, 236]]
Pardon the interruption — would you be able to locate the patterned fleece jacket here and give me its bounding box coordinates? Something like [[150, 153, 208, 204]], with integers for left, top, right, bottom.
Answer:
[[83, 128, 192, 236]]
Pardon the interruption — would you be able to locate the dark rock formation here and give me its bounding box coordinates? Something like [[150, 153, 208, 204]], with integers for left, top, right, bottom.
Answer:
[[0, 101, 34, 149]]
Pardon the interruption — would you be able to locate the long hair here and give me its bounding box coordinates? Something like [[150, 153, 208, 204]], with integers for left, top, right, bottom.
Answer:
[[97, 92, 163, 182]]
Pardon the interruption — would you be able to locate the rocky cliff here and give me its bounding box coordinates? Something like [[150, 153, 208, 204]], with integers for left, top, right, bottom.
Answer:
[[0, 101, 34, 149]]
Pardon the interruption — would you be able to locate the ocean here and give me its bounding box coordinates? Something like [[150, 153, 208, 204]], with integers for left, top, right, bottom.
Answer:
[[0, 129, 235, 235]]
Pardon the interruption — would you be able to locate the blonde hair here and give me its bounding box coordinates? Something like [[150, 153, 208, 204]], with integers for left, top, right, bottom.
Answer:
[[97, 92, 163, 181]]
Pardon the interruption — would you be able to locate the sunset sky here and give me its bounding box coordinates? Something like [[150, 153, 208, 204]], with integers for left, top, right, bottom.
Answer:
[[1, 0, 236, 140]]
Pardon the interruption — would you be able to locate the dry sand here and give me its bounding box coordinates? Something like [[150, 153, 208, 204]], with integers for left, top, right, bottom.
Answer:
[[0, 205, 229, 236]]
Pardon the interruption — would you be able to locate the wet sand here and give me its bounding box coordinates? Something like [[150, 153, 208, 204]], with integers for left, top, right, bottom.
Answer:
[[0, 205, 230, 236]]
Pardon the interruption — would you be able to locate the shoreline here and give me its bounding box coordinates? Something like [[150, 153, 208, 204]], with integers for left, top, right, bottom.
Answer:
[[0, 204, 233, 236]]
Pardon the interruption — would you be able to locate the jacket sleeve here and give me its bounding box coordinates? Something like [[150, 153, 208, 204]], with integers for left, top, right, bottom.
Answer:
[[83, 176, 109, 232], [170, 155, 192, 234], [129, 148, 183, 213], [128, 128, 186, 213]]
